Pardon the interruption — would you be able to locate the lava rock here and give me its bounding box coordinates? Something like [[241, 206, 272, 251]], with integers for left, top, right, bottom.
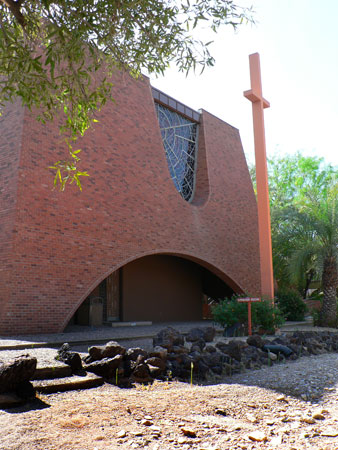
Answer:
[[153, 327, 184, 351], [0, 355, 37, 394], [56, 343, 83, 373], [186, 327, 216, 343], [85, 354, 124, 378]]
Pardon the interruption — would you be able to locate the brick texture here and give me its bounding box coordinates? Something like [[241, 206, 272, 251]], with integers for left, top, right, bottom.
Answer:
[[0, 71, 261, 335]]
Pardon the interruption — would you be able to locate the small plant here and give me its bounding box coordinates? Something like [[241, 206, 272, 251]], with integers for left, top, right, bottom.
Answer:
[[251, 299, 285, 334], [275, 288, 307, 321], [115, 368, 119, 386], [190, 362, 194, 386], [211, 296, 247, 329]]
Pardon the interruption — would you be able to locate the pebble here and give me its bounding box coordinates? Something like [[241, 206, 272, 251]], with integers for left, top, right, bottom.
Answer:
[[117, 429, 127, 438], [248, 431, 268, 442], [142, 419, 153, 426], [321, 428, 338, 437], [181, 427, 197, 437]]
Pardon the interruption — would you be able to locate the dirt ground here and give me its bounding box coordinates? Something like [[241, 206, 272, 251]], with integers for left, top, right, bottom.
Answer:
[[1, 371, 338, 450]]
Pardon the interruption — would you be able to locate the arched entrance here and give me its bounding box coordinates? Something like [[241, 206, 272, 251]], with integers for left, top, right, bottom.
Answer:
[[71, 254, 241, 325]]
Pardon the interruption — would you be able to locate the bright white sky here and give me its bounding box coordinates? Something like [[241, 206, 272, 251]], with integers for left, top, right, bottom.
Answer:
[[150, 0, 338, 168]]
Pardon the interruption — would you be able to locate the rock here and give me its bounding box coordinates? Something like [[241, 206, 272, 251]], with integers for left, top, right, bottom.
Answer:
[[147, 364, 162, 377], [248, 431, 267, 442], [132, 363, 151, 381], [153, 327, 184, 351], [141, 419, 153, 426], [0, 355, 37, 395], [312, 410, 325, 420], [186, 327, 215, 343], [145, 357, 166, 371], [149, 346, 168, 359], [117, 430, 127, 438], [125, 348, 149, 361], [246, 334, 265, 348], [301, 417, 315, 424], [56, 343, 83, 373], [321, 428, 338, 437], [221, 340, 243, 362], [171, 345, 189, 354], [85, 355, 123, 378], [190, 339, 206, 352], [205, 345, 217, 353], [181, 427, 197, 437], [87, 341, 126, 362], [268, 351, 277, 361]]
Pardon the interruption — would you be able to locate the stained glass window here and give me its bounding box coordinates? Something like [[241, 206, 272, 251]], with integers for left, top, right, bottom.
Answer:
[[155, 102, 198, 202]]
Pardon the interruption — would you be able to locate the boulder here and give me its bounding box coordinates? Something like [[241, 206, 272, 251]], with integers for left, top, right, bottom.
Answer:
[[145, 357, 167, 371], [247, 334, 265, 349], [85, 354, 124, 378], [186, 327, 216, 343], [125, 347, 149, 361], [217, 340, 243, 362], [0, 355, 37, 395], [153, 327, 184, 351], [56, 343, 83, 373], [149, 346, 168, 359], [87, 341, 126, 362]]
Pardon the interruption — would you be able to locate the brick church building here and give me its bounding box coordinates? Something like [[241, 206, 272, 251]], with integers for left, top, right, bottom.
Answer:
[[0, 70, 261, 335]]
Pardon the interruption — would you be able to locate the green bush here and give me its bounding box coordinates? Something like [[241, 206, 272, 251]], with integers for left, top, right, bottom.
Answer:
[[251, 300, 285, 333], [212, 297, 285, 334], [275, 288, 307, 321], [211, 297, 247, 328]]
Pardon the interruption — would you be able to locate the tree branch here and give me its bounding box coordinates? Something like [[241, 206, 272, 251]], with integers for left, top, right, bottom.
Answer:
[[0, 0, 25, 27]]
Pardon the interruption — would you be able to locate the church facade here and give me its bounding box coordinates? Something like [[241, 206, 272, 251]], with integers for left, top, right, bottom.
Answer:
[[0, 70, 261, 335]]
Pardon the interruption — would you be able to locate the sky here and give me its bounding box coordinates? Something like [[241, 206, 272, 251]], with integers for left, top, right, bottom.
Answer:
[[150, 0, 338, 168]]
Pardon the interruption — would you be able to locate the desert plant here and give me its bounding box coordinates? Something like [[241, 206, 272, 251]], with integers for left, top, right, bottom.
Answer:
[[251, 300, 285, 333], [275, 288, 307, 321], [211, 297, 247, 328]]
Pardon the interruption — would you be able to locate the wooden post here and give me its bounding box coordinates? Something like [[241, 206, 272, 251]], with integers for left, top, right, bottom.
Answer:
[[238, 297, 261, 336]]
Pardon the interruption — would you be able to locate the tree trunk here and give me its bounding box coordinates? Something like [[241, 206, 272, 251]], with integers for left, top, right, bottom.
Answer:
[[319, 256, 338, 327]]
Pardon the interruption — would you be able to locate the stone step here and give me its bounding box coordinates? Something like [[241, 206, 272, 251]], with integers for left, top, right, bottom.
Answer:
[[32, 372, 104, 394], [33, 365, 72, 380]]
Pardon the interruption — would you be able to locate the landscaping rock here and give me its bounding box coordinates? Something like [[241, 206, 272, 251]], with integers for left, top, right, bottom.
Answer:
[[153, 327, 184, 351], [87, 341, 126, 362], [186, 327, 216, 343], [56, 343, 83, 373], [85, 354, 124, 378], [247, 334, 265, 348], [125, 347, 149, 361], [145, 357, 166, 371], [0, 355, 37, 395]]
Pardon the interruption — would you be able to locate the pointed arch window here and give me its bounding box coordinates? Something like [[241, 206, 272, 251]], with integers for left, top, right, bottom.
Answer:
[[155, 102, 199, 202]]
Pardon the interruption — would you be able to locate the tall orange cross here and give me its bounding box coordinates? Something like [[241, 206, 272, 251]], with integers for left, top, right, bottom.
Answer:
[[244, 53, 274, 300]]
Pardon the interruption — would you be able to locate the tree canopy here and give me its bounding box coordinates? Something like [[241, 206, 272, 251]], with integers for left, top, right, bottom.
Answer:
[[251, 152, 338, 326], [0, 0, 253, 189]]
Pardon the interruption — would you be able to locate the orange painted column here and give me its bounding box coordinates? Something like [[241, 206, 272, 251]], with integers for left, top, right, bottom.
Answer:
[[244, 53, 274, 300]]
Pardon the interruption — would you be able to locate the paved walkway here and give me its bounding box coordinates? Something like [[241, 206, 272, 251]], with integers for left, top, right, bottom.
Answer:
[[0, 321, 222, 350], [1, 319, 337, 351]]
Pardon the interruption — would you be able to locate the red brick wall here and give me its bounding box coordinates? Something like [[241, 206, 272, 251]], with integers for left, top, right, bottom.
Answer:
[[0, 71, 261, 335]]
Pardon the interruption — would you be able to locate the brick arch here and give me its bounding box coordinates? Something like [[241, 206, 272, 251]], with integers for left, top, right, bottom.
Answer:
[[0, 69, 260, 335], [61, 249, 245, 331]]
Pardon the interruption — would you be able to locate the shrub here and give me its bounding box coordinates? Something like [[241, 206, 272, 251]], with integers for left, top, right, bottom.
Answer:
[[211, 297, 247, 328], [275, 288, 307, 321], [212, 297, 284, 334], [251, 300, 285, 333]]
